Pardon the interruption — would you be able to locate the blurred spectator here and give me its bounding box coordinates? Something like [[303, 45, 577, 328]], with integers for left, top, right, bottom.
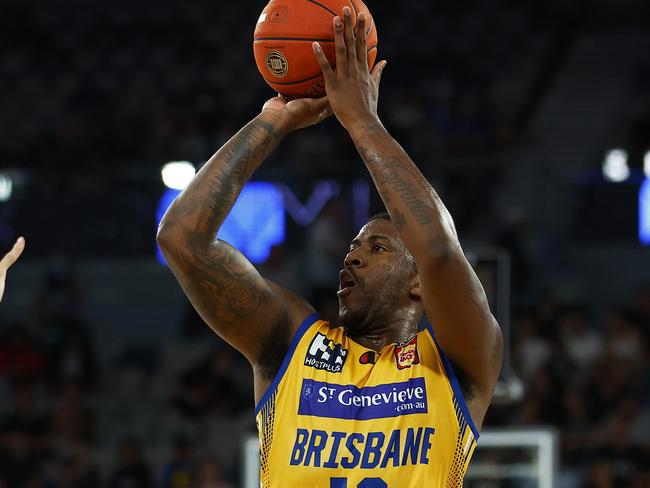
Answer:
[[496, 213, 532, 294], [109, 437, 152, 488], [47, 382, 95, 451], [170, 348, 250, 420], [50, 438, 100, 488], [512, 310, 552, 380], [515, 365, 564, 425], [558, 307, 604, 370], [32, 264, 84, 330], [55, 458, 98, 488], [560, 386, 595, 466], [47, 317, 98, 390], [593, 409, 646, 486], [533, 292, 560, 339], [160, 436, 194, 488], [4, 381, 46, 441], [628, 285, 650, 322], [305, 199, 349, 292], [190, 456, 233, 488], [0, 419, 43, 487], [604, 310, 645, 365], [0, 326, 46, 383], [584, 459, 614, 488]]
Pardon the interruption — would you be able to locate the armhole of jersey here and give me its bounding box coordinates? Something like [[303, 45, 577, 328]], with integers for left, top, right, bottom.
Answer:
[[254, 312, 320, 415], [424, 322, 480, 439]]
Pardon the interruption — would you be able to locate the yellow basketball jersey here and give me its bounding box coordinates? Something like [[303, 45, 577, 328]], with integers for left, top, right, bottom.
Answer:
[[255, 314, 478, 488]]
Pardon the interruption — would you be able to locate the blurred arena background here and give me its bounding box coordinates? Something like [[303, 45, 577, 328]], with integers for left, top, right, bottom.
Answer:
[[0, 0, 649, 486]]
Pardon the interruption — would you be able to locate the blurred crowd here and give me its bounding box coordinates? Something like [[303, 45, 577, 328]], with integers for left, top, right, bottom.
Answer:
[[0, 266, 244, 487], [0, 0, 564, 180], [0, 254, 648, 487], [489, 290, 650, 487], [0, 0, 575, 261], [629, 64, 650, 163]]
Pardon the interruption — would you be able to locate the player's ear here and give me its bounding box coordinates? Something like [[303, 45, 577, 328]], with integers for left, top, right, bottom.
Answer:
[[408, 275, 421, 300]]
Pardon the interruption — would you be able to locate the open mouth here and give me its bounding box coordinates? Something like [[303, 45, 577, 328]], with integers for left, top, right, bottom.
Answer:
[[338, 269, 356, 297]]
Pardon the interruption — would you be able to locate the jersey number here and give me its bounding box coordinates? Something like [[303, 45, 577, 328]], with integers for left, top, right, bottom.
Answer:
[[330, 478, 388, 488]]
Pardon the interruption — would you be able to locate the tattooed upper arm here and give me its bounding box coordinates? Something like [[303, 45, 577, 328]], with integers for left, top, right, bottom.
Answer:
[[156, 114, 315, 367], [165, 237, 313, 365]]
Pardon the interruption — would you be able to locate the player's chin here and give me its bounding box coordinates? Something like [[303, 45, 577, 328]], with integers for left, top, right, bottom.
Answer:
[[337, 301, 366, 331], [337, 293, 357, 318]]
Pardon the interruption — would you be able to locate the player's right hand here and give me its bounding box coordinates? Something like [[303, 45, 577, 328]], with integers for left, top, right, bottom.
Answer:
[[312, 8, 387, 132], [0, 237, 25, 303], [261, 94, 332, 133]]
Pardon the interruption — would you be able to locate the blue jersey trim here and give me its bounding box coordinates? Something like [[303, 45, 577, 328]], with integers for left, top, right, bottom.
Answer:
[[425, 322, 480, 439], [255, 312, 321, 415]]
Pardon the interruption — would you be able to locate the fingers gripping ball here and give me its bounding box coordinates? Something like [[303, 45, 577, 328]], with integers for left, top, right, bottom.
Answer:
[[254, 0, 378, 99]]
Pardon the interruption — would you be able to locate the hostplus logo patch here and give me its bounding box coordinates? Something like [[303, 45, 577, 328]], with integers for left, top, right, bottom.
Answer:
[[305, 333, 348, 373]]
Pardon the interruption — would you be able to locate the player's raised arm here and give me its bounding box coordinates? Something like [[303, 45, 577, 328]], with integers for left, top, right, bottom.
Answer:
[[157, 96, 331, 367], [0, 237, 25, 303], [313, 8, 502, 423]]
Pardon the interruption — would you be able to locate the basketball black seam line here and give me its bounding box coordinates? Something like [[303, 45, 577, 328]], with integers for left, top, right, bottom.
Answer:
[[349, 0, 372, 36], [304, 0, 337, 17], [265, 71, 323, 86], [304, 0, 371, 36], [256, 37, 335, 42], [255, 27, 370, 41], [255, 19, 373, 43], [348, 0, 359, 17], [265, 45, 378, 86]]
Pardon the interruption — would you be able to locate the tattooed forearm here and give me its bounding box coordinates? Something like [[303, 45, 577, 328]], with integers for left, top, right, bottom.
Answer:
[[350, 122, 459, 257], [157, 114, 286, 338], [164, 118, 281, 240], [201, 120, 279, 232], [358, 148, 435, 228]]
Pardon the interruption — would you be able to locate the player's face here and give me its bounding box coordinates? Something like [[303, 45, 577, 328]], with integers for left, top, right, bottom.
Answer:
[[337, 219, 417, 333]]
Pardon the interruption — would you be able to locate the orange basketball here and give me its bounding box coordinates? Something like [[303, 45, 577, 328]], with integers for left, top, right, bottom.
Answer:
[[253, 0, 379, 99]]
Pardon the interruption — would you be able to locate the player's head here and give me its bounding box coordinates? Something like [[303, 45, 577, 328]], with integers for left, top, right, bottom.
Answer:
[[337, 213, 421, 334]]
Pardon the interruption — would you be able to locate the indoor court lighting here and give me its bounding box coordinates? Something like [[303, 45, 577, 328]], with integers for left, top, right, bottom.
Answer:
[[0, 173, 12, 202], [161, 161, 196, 190], [602, 149, 630, 182], [640, 179, 650, 245]]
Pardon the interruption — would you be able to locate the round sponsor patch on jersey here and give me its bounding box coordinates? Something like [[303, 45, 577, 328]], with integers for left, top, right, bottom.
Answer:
[[266, 50, 288, 78]]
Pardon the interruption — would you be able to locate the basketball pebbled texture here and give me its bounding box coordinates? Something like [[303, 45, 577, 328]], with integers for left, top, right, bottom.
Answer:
[[253, 0, 378, 99]]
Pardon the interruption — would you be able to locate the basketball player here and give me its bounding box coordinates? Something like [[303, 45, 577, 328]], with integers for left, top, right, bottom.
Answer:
[[157, 8, 502, 487], [0, 237, 25, 303]]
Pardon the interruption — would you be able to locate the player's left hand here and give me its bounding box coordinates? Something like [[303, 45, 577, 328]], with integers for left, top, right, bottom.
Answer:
[[0, 237, 25, 303], [312, 7, 388, 131], [261, 94, 332, 133]]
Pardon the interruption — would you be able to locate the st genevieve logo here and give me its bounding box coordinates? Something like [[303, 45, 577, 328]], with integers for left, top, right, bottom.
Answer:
[[305, 333, 348, 373], [395, 336, 420, 370], [266, 50, 288, 78]]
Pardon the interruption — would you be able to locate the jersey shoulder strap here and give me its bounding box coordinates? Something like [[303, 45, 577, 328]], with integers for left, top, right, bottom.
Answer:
[[255, 312, 322, 415]]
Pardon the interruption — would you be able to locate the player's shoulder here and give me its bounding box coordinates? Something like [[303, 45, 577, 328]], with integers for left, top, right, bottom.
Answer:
[[253, 285, 317, 380]]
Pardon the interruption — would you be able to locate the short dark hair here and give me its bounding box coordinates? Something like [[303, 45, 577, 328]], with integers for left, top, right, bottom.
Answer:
[[367, 212, 391, 223]]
